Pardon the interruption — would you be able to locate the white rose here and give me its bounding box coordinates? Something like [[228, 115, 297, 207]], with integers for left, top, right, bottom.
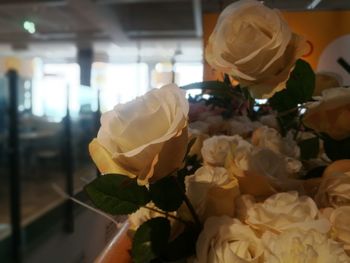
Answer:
[[226, 145, 302, 197], [201, 135, 252, 167], [251, 127, 301, 175], [248, 148, 302, 190], [328, 206, 350, 254], [205, 0, 307, 99], [195, 216, 264, 263], [185, 166, 240, 221], [251, 126, 300, 159], [90, 84, 189, 185], [315, 171, 350, 208], [246, 191, 330, 234], [248, 148, 288, 180], [228, 116, 262, 137], [262, 229, 350, 263]]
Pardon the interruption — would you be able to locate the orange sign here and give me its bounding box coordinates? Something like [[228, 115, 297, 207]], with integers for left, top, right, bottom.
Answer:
[[203, 11, 350, 85]]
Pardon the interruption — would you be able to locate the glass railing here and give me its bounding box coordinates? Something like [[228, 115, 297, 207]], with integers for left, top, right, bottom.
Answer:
[[0, 70, 100, 262]]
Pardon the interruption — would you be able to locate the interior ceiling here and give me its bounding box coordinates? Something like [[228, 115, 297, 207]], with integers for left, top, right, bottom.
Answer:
[[0, 0, 349, 60]]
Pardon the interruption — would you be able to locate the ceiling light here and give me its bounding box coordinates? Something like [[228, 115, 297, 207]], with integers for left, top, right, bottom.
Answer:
[[307, 0, 322, 9], [23, 21, 36, 34]]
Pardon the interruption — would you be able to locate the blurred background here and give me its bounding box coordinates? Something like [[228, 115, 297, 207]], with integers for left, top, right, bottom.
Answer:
[[1, 0, 350, 262]]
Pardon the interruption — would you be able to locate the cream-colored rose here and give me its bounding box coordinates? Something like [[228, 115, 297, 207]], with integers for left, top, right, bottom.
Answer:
[[262, 229, 350, 263], [195, 216, 264, 263], [315, 171, 350, 208], [303, 87, 350, 140], [185, 166, 240, 221], [205, 0, 307, 99], [246, 192, 330, 234], [90, 84, 189, 185], [327, 206, 350, 254], [201, 135, 252, 167]]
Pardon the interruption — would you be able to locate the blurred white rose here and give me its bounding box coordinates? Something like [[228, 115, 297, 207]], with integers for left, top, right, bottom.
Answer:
[[262, 229, 350, 263], [201, 135, 252, 167], [185, 166, 240, 221], [246, 191, 330, 234], [327, 206, 350, 254], [315, 171, 350, 208], [303, 87, 350, 140], [90, 84, 189, 185], [205, 0, 307, 99], [189, 121, 210, 134], [251, 126, 300, 159], [228, 116, 262, 137], [251, 126, 301, 175], [259, 114, 279, 130], [195, 216, 264, 263], [248, 148, 288, 180]]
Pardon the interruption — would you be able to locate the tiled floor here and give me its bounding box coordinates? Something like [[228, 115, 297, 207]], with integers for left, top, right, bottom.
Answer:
[[0, 163, 96, 240]]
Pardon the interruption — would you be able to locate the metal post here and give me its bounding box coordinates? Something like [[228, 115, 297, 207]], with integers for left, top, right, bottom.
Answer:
[[8, 69, 22, 263], [64, 84, 74, 233]]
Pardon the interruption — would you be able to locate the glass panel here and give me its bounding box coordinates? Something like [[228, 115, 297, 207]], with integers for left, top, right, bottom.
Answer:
[[71, 85, 98, 193], [19, 73, 66, 225]]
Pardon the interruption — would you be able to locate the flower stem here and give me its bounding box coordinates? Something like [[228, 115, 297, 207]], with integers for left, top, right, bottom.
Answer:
[[142, 205, 188, 225], [172, 176, 202, 229]]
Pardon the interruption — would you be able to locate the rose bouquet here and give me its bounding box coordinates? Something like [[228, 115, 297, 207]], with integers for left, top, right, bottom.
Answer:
[[85, 0, 350, 262]]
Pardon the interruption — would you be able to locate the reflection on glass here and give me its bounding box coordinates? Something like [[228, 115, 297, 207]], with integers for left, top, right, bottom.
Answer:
[[96, 63, 149, 111]]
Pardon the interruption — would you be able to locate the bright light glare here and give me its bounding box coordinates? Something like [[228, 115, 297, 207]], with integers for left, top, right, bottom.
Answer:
[[23, 21, 36, 34]]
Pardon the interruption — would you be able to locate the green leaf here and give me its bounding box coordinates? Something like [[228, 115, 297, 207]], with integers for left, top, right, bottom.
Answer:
[[180, 81, 227, 90], [323, 135, 350, 161], [84, 174, 150, 215], [132, 217, 171, 263], [298, 137, 320, 160], [149, 176, 184, 212], [161, 227, 199, 261], [269, 59, 315, 112]]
